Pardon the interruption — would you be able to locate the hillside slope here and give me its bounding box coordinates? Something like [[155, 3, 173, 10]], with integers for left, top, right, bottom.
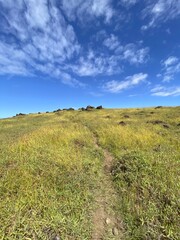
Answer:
[[0, 107, 179, 240]]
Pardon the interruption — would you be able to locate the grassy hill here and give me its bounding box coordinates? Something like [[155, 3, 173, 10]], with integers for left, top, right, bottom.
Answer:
[[0, 107, 179, 240]]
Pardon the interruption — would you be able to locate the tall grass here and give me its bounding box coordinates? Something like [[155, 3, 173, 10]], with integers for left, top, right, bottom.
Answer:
[[76, 107, 180, 239], [0, 107, 179, 239], [0, 116, 103, 239]]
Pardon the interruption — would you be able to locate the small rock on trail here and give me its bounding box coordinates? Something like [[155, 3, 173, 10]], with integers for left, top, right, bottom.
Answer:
[[105, 218, 111, 225], [53, 236, 61, 240], [112, 227, 119, 236]]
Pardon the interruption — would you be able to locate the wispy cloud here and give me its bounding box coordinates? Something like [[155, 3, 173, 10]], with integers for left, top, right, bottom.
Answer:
[[151, 85, 180, 96], [142, 0, 180, 29], [69, 49, 122, 76], [69, 38, 149, 77], [0, 0, 82, 86], [0, 1, 150, 88], [103, 73, 148, 93], [163, 56, 178, 67], [122, 44, 149, 64], [103, 34, 120, 51], [160, 56, 180, 82], [119, 0, 139, 7], [61, 0, 114, 23], [103, 34, 149, 64]]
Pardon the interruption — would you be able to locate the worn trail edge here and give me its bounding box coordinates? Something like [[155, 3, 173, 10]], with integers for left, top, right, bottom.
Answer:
[[91, 133, 124, 240]]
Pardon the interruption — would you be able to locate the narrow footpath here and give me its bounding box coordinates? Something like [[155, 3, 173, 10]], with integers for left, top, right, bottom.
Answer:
[[91, 133, 124, 240]]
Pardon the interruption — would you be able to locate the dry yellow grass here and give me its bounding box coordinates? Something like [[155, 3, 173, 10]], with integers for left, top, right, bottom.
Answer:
[[0, 106, 179, 239]]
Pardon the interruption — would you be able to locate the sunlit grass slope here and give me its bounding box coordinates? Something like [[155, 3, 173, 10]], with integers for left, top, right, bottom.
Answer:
[[0, 113, 103, 239], [0, 107, 179, 239], [77, 107, 180, 240]]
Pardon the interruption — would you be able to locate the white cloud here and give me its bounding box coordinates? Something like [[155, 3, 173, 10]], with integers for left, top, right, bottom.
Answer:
[[163, 56, 178, 67], [69, 34, 149, 77], [25, 0, 50, 29], [103, 73, 148, 93], [0, 0, 151, 88], [120, 0, 139, 7], [0, 41, 31, 76], [0, 0, 83, 86], [70, 50, 122, 76], [151, 85, 180, 96], [103, 35, 149, 65], [159, 56, 180, 82], [61, 0, 114, 23], [142, 0, 180, 29], [103, 34, 120, 50], [91, 0, 114, 22], [122, 44, 149, 64]]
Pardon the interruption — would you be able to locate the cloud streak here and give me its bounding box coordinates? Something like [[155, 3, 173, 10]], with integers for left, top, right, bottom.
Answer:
[[160, 56, 180, 82], [61, 0, 114, 23], [0, 0, 151, 88], [103, 73, 148, 93], [0, 0, 81, 86], [142, 0, 180, 29], [151, 85, 180, 96]]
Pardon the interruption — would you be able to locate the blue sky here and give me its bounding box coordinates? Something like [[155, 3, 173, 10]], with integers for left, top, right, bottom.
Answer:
[[0, 0, 180, 118]]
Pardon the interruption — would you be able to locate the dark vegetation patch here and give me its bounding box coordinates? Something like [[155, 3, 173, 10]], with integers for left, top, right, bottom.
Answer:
[[111, 153, 149, 188], [147, 120, 166, 125], [105, 115, 111, 119], [153, 144, 161, 152], [78, 105, 104, 111], [118, 121, 126, 126], [136, 111, 145, 115], [111, 152, 179, 239], [15, 113, 26, 117], [74, 139, 86, 148], [155, 106, 163, 109], [147, 120, 170, 129], [123, 115, 130, 118], [78, 107, 86, 111], [53, 109, 61, 113], [163, 124, 170, 129]]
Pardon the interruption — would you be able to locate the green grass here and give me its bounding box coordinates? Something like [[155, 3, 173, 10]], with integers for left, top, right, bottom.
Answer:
[[0, 107, 179, 239]]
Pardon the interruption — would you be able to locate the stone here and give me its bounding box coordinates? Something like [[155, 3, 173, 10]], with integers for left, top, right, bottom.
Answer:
[[86, 105, 95, 111], [112, 227, 119, 236], [105, 218, 111, 225], [96, 105, 103, 109], [53, 236, 60, 240]]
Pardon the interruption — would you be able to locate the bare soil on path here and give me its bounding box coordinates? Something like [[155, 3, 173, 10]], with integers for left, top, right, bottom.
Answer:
[[91, 134, 124, 240]]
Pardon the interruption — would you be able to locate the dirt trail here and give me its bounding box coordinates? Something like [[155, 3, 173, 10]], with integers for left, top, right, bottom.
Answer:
[[91, 134, 123, 240]]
